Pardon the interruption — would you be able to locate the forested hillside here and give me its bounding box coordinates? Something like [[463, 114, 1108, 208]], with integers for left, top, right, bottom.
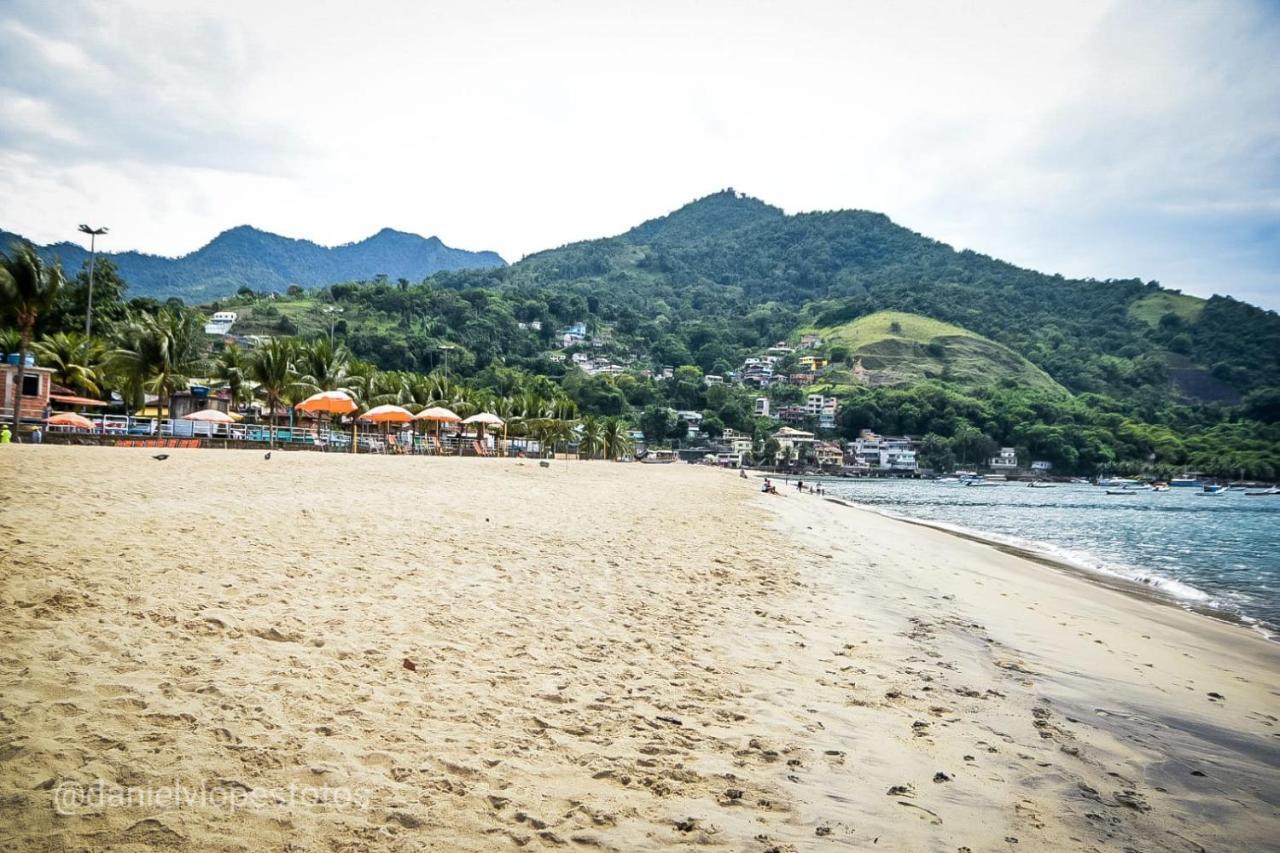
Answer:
[[6, 190, 1278, 476], [0, 226, 505, 300]]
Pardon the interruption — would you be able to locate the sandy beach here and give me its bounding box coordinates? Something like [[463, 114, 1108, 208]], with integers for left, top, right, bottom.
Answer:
[[1, 446, 1277, 851]]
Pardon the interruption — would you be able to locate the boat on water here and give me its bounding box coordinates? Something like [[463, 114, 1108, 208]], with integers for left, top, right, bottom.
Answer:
[[965, 480, 1000, 487], [1151, 482, 1170, 492], [1198, 484, 1229, 496], [1097, 477, 1138, 487], [1070, 478, 1091, 485], [1105, 489, 1138, 495], [1170, 477, 1203, 488], [1027, 481, 1055, 488], [1245, 486, 1280, 496]]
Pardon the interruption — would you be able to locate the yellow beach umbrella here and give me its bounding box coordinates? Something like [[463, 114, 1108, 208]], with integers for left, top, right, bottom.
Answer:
[[414, 406, 461, 453]]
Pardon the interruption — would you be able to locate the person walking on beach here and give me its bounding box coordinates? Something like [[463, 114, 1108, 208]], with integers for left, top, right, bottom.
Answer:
[[0, 425, 10, 444]]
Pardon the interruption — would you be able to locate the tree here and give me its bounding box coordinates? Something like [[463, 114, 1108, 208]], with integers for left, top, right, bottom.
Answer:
[[247, 338, 295, 449], [211, 343, 251, 405], [601, 416, 634, 460], [34, 332, 106, 397], [578, 415, 604, 459], [111, 308, 203, 415], [1, 242, 66, 431]]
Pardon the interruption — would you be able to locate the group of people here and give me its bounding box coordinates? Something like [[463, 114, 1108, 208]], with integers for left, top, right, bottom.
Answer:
[[756, 475, 826, 497], [0, 425, 41, 444]]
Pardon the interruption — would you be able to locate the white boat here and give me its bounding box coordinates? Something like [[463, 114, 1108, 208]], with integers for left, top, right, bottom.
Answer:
[[1097, 477, 1138, 487], [1198, 484, 1228, 496], [1170, 477, 1203, 488], [965, 479, 1000, 487], [1106, 489, 1138, 496], [1245, 486, 1280, 496], [1027, 481, 1055, 488]]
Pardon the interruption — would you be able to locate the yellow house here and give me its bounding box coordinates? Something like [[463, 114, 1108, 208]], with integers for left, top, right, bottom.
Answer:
[[798, 355, 829, 371]]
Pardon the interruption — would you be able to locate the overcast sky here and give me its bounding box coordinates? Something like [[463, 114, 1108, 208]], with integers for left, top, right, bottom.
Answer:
[[1, 0, 1277, 308]]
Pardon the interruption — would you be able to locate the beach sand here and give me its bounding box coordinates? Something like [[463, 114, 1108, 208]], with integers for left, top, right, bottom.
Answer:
[[1, 446, 1277, 851]]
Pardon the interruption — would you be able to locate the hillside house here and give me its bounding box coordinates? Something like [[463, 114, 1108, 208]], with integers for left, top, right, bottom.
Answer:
[[990, 447, 1019, 470]]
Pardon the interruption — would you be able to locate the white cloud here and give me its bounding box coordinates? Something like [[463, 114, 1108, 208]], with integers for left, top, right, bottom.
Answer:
[[1, 0, 1276, 307]]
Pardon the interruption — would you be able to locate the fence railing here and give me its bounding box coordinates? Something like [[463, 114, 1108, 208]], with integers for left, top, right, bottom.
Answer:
[[21, 413, 540, 456]]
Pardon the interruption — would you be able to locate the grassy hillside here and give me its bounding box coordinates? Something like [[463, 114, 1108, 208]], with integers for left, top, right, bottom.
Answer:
[[1129, 291, 1206, 326], [806, 311, 1066, 394]]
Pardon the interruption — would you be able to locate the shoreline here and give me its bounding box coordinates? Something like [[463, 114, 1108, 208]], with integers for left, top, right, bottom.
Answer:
[[819, 494, 1277, 642]]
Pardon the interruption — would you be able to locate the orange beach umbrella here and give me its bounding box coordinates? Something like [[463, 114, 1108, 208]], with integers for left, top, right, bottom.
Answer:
[[46, 412, 94, 430], [295, 390, 358, 415], [359, 404, 414, 423]]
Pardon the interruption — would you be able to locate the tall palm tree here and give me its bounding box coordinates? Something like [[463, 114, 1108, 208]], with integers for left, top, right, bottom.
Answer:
[[601, 417, 634, 461], [1, 242, 66, 430], [247, 338, 295, 449], [295, 337, 351, 394], [211, 343, 250, 406], [34, 331, 106, 397], [578, 415, 604, 460], [111, 308, 203, 416]]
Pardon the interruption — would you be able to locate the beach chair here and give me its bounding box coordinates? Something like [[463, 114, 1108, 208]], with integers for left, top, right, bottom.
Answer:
[[472, 440, 493, 457], [120, 439, 132, 448]]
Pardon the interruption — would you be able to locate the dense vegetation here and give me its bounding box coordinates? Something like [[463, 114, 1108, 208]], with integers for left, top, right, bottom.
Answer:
[[4, 190, 1278, 477]]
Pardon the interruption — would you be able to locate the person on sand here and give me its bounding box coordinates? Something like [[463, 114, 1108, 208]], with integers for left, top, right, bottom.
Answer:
[[739, 468, 748, 479], [796, 479, 804, 492], [0, 425, 10, 444], [761, 477, 771, 493]]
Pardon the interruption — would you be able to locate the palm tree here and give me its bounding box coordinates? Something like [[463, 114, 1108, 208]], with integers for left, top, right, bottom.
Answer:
[[211, 343, 250, 407], [34, 331, 106, 397], [111, 308, 203, 416], [247, 338, 295, 448], [295, 337, 351, 394], [0, 241, 66, 430], [601, 417, 634, 460], [578, 415, 604, 459]]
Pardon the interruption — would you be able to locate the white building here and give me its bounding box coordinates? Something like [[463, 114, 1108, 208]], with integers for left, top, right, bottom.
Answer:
[[805, 394, 839, 431], [990, 447, 1019, 470], [703, 374, 724, 386], [772, 426, 816, 455], [754, 396, 770, 418], [851, 430, 918, 472], [204, 311, 237, 336], [722, 429, 754, 457]]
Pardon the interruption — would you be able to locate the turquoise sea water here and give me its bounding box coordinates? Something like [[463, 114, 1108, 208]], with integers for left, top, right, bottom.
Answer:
[[817, 479, 1280, 637]]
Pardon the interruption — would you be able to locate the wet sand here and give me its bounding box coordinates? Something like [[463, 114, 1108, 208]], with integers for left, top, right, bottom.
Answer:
[[0, 446, 1276, 851]]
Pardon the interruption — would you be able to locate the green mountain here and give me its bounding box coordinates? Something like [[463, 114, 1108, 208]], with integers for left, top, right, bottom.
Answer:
[[0, 225, 505, 300], [449, 189, 1278, 403]]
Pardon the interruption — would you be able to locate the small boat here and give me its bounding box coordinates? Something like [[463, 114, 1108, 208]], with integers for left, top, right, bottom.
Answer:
[[1245, 486, 1280, 496], [1105, 489, 1138, 495], [1151, 483, 1170, 492], [1027, 481, 1055, 488], [1170, 477, 1203, 488], [965, 480, 1000, 487], [1097, 477, 1138, 487], [1198, 484, 1228, 496], [1070, 478, 1090, 485]]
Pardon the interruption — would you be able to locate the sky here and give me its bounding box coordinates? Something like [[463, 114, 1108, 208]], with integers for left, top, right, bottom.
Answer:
[[1, 0, 1277, 309]]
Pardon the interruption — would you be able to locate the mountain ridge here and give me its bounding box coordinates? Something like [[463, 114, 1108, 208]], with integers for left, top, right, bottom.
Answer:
[[0, 224, 506, 300]]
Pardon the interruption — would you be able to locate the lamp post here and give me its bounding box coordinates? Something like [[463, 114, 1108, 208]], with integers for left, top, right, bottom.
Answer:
[[78, 224, 109, 338], [323, 305, 344, 345]]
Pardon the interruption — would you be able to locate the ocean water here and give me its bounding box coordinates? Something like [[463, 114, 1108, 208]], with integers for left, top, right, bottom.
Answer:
[[816, 478, 1280, 637]]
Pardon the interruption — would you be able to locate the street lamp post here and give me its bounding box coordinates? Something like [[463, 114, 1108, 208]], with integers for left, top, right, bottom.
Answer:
[[323, 305, 344, 345], [78, 224, 109, 338]]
